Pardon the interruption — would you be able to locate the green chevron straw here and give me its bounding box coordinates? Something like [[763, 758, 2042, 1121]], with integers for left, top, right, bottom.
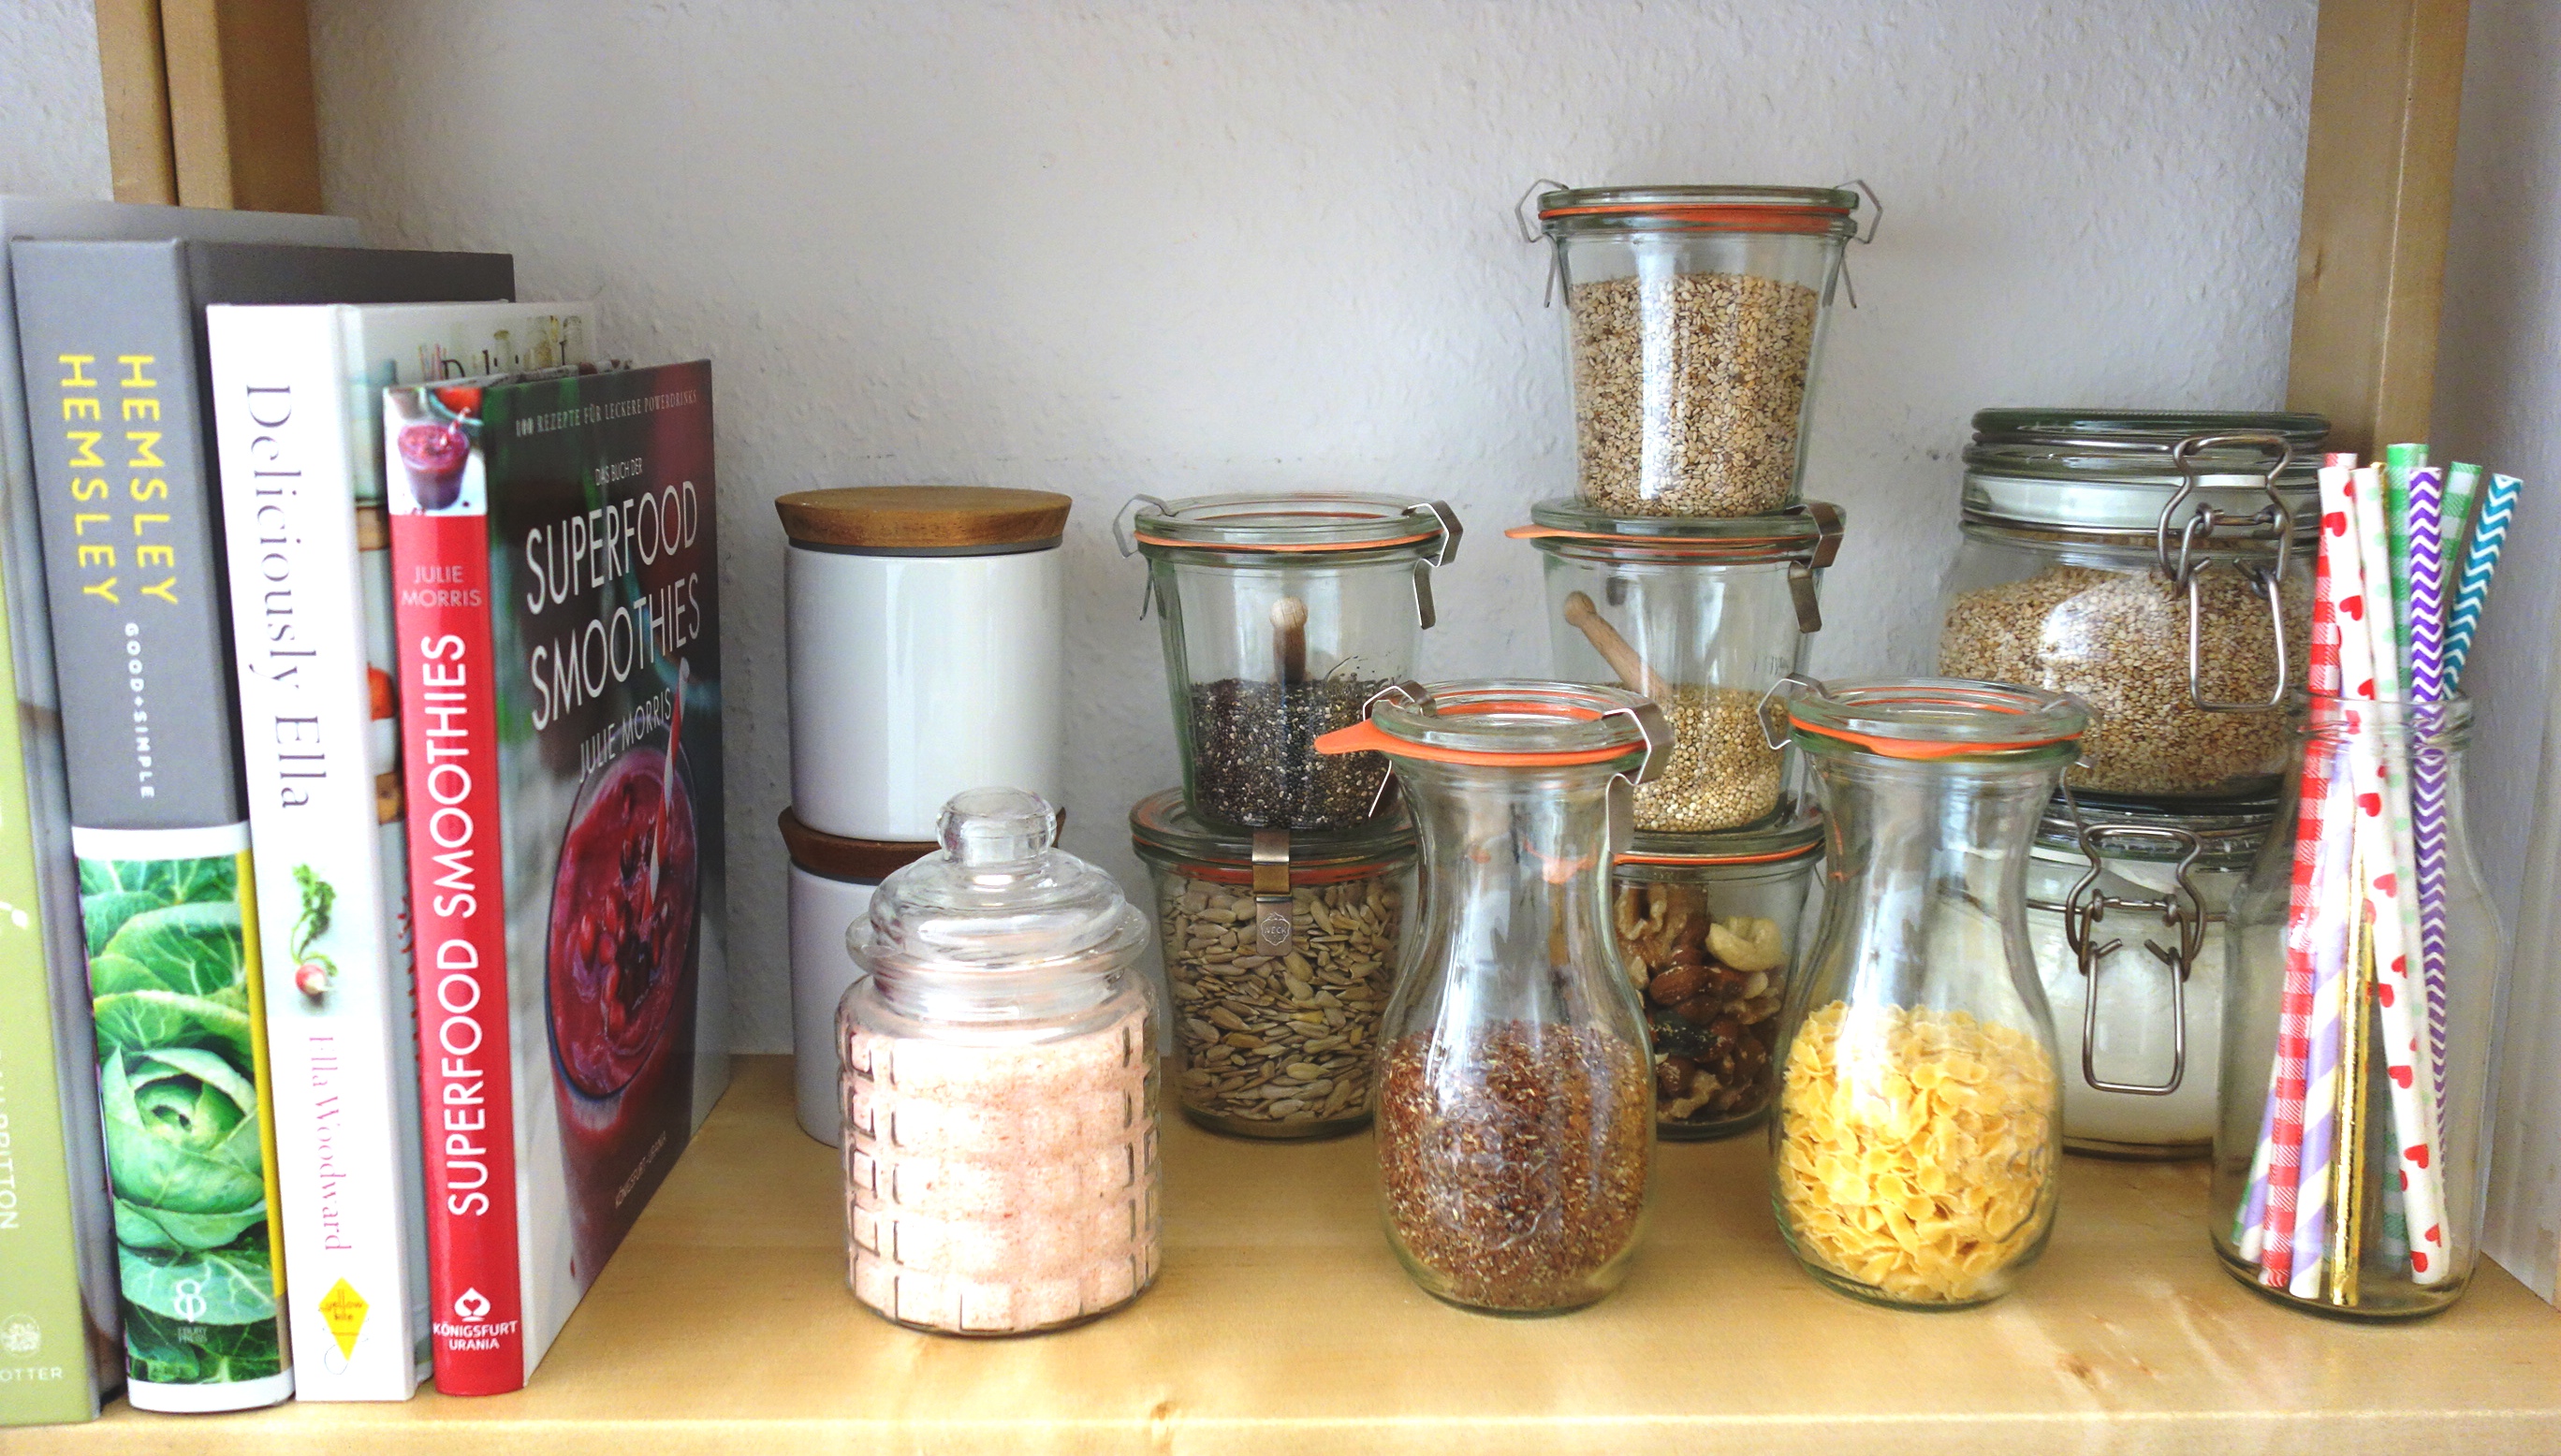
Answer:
[[2384, 443, 2426, 673], [2438, 463, 2482, 616]]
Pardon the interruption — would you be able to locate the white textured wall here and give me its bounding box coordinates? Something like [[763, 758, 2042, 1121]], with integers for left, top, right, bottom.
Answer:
[[308, 0, 2319, 1052], [0, 0, 110, 200], [2437, 0, 2561, 1303]]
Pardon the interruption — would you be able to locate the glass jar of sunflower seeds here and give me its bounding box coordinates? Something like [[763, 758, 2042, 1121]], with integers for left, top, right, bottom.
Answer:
[[1519, 498, 1840, 833], [1131, 788, 1414, 1139]]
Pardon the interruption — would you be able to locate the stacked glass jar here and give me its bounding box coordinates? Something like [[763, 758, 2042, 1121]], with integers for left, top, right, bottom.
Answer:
[[1118, 492, 1459, 1140], [1934, 411, 2325, 1164], [1516, 182, 1868, 1143]]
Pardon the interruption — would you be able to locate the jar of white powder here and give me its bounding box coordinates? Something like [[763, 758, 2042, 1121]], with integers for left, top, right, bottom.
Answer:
[[839, 787, 1161, 1335]]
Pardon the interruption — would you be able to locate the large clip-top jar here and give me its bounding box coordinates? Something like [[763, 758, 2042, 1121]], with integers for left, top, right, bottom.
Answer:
[[1766, 677, 2086, 1308], [1515, 498, 1842, 832], [1532, 183, 1866, 517], [1119, 492, 1461, 832], [1938, 411, 2321, 797], [2215, 696, 2502, 1318], [1316, 681, 1668, 1315], [2027, 795, 2269, 1159], [838, 788, 1160, 1335]]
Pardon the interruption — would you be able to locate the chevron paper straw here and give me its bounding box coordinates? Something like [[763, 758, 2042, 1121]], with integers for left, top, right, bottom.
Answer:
[[2405, 467, 2451, 1114], [2438, 462, 2482, 612], [2444, 472, 2520, 692]]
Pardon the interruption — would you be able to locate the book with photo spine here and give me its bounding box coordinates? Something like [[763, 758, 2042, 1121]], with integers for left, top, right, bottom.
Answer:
[[8, 238, 512, 1412], [209, 301, 594, 1400], [0, 197, 356, 1430], [386, 361, 727, 1395]]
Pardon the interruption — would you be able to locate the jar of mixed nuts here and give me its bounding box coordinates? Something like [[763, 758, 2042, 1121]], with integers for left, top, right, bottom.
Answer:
[[2027, 794, 2268, 1160], [1533, 184, 1866, 517], [1614, 811, 1822, 1140], [1117, 493, 1461, 832], [1937, 411, 2323, 798], [1130, 789, 1413, 1140], [1517, 498, 1841, 833]]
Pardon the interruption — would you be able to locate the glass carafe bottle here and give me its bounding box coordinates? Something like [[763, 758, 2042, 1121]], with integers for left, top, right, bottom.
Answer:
[[1315, 681, 1668, 1315], [1766, 677, 2087, 1309]]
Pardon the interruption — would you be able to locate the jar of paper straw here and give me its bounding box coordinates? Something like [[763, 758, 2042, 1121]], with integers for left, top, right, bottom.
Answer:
[[2213, 693, 2505, 1318]]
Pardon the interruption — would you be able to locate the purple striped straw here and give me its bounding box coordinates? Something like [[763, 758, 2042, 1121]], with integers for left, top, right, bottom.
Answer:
[[2405, 467, 2451, 1111]]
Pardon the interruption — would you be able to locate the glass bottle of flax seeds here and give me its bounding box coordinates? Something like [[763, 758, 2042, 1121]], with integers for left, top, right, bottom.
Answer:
[[1315, 680, 1666, 1316]]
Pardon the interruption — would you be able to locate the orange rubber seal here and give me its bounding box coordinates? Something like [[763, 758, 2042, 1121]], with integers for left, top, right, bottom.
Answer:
[[1617, 845, 1819, 867], [1504, 523, 1805, 550], [1538, 203, 1850, 234], [1789, 717, 2080, 761], [1314, 708, 1641, 767], [1131, 528, 1441, 554]]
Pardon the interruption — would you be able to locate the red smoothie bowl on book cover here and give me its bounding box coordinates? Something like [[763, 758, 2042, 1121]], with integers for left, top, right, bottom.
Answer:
[[545, 738, 700, 1283]]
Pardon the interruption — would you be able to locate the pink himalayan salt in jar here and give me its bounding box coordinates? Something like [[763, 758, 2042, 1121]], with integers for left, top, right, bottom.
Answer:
[[840, 788, 1162, 1334]]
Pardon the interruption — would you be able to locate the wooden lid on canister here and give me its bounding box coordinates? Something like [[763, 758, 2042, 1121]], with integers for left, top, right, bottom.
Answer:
[[779, 808, 939, 884], [774, 486, 1072, 555]]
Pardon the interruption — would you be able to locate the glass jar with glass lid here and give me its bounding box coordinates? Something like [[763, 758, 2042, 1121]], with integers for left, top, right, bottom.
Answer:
[[1129, 788, 1415, 1140], [2027, 794, 2272, 1160], [1530, 183, 1867, 517], [838, 788, 1161, 1336], [1118, 492, 1461, 832], [1765, 677, 2086, 1309], [1515, 498, 1842, 833], [1613, 808, 1824, 1139], [1937, 410, 2323, 799], [1315, 680, 1668, 1315]]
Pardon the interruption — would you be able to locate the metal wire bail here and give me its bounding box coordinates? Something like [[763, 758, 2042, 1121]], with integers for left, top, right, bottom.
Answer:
[[2159, 433, 2296, 713], [2059, 819, 2204, 1097], [1515, 177, 1572, 306], [1356, 680, 1427, 820], [1756, 673, 1823, 752]]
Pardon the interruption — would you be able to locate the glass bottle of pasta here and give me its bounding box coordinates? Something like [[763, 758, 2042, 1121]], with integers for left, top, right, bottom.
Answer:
[[1315, 681, 1667, 1315], [1765, 677, 2086, 1309]]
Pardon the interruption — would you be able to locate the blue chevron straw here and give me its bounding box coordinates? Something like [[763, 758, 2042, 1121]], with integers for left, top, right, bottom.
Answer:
[[2443, 472, 2520, 693]]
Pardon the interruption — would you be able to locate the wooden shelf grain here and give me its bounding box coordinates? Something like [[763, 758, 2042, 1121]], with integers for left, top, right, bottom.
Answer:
[[16, 1055, 2561, 1454]]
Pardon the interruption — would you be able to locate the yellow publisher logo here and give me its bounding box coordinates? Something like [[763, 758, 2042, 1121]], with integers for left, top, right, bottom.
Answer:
[[318, 1279, 369, 1360]]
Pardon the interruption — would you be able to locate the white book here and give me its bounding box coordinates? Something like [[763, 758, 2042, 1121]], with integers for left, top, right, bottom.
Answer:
[[208, 302, 595, 1400]]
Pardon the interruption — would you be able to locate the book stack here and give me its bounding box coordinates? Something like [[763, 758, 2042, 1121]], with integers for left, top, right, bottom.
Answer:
[[0, 199, 728, 1424]]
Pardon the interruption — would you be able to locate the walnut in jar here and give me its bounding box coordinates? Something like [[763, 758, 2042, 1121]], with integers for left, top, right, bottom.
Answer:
[[1613, 880, 1786, 1135]]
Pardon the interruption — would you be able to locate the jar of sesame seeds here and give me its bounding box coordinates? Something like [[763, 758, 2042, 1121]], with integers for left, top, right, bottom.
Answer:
[[1117, 492, 1461, 832], [1131, 789, 1414, 1140], [1532, 184, 1866, 517], [1937, 411, 2324, 799], [1518, 498, 1841, 833]]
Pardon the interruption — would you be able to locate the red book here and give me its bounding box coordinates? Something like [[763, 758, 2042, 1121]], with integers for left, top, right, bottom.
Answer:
[[387, 363, 728, 1394]]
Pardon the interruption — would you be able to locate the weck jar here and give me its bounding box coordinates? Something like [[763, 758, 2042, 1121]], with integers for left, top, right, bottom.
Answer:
[[1534, 183, 1866, 517], [2025, 794, 2268, 1160], [1120, 492, 1461, 832], [1316, 680, 1668, 1315], [1938, 410, 2323, 797], [2214, 695, 2503, 1318], [1613, 809, 1824, 1139], [1130, 788, 1414, 1140], [1767, 677, 2086, 1309], [838, 788, 1161, 1335]]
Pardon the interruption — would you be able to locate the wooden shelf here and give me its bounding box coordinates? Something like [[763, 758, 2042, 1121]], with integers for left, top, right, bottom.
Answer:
[[20, 1055, 2561, 1453]]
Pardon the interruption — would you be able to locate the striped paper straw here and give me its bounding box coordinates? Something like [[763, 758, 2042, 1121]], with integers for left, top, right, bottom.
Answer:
[[2444, 472, 2520, 692], [2405, 467, 2451, 1114], [2290, 761, 2354, 1299]]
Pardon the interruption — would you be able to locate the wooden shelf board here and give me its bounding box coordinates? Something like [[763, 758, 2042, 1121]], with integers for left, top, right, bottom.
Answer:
[[18, 1055, 2561, 1453]]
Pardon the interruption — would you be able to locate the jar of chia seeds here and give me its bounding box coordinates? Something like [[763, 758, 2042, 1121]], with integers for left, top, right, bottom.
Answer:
[[2025, 794, 2269, 1160], [1531, 183, 1867, 517], [1117, 492, 1461, 833], [1937, 410, 2325, 798], [1515, 498, 1841, 833], [1613, 809, 1823, 1139], [1130, 789, 1414, 1140]]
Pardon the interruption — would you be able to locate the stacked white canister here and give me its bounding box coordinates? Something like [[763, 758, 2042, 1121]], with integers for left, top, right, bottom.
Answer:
[[774, 486, 1072, 1142]]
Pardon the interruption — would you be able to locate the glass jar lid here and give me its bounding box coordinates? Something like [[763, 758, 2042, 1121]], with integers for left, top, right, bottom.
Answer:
[[1314, 679, 1669, 778], [1117, 491, 1460, 564], [851, 788, 1146, 977], [1620, 804, 1824, 867], [1962, 408, 2327, 539], [1778, 676, 2088, 763], [1129, 787, 1413, 874], [1511, 498, 1846, 563], [1537, 184, 1861, 240], [2033, 793, 2275, 870]]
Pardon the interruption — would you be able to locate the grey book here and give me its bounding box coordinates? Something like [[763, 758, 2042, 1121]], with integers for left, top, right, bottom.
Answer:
[[8, 239, 511, 1413]]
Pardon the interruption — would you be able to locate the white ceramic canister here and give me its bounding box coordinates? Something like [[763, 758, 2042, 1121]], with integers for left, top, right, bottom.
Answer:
[[781, 808, 934, 1143], [776, 487, 1070, 841]]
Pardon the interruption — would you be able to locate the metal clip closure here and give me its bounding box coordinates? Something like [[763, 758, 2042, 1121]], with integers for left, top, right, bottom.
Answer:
[[1604, 697, 1675, 786], [1784, 502, 1845, 634], [1828, 178, 1883, 308], [1114, 493, 1169, 620], [1405, 499, 1463, 632], [1515, 177, 1572, 306], [2159, 433, 2295, 713], [1757, 673, 1823, 751], [1355, 680, 1427, 821], [2060, 814, 2204, 1098], [1250, 829, 1295, 953]]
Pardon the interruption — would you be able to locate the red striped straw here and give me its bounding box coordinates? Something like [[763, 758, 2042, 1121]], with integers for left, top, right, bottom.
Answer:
[[2259, 459, 2350, 1284]]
